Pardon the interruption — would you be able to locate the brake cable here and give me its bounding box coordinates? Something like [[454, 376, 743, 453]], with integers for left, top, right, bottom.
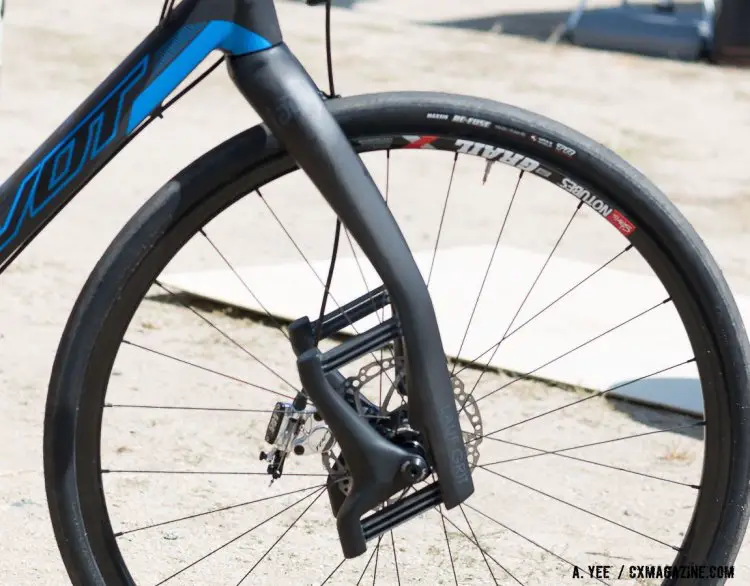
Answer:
[[314, 0, 342, 345], [159, 0, 176, 22], [156, 0, 341, 344]]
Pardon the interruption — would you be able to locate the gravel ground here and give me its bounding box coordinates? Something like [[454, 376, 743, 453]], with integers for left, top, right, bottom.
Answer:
[[1, 1, 749, 584]]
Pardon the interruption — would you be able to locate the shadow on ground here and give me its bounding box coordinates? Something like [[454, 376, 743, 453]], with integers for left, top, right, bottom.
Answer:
[[421, 2, 706, 44], [149, 292, 705, 441], [606, 376, 704, 440], [423, 9, 571, 42]]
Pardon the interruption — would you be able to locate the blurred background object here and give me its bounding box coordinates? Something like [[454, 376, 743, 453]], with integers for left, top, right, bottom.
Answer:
[[564, 1, 716, 61], [424, 0, 748, 65], [712, 0, 750, 64]]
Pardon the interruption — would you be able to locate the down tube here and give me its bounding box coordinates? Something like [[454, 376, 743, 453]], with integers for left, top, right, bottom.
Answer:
[[0, 0, 278, 272]]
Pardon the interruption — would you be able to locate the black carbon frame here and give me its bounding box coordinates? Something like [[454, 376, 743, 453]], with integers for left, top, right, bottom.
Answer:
[[0, 0, 282, 269], [0, 0, 473, 549]]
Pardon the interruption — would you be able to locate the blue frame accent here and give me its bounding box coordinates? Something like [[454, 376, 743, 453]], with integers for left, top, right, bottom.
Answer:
[[0, 57, 149, 252], [0, 18, 272, 256], [127, 21, 272, 132]]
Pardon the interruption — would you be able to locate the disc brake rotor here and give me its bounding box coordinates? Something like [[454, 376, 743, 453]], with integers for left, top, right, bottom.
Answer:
[[321, 358, 484, 495]]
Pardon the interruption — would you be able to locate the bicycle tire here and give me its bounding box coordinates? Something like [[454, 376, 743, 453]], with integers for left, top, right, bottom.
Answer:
[[44, 91, 750, 586]]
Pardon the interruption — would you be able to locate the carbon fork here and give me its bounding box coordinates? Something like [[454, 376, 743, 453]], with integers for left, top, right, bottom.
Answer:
[[225, 0, 473, 557]]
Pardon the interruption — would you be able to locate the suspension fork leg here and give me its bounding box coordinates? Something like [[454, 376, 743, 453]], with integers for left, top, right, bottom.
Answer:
[[226, 45, 474, 508]]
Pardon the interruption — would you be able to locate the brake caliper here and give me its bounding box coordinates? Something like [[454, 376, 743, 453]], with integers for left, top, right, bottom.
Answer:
[[260, 401, 335, 481]]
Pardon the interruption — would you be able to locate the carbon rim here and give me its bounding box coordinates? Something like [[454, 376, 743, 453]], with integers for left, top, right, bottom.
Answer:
[[46, 97, 747, 585]]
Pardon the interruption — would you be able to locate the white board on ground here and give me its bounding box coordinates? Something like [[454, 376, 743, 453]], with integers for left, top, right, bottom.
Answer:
[[159, 245, 750, 417]]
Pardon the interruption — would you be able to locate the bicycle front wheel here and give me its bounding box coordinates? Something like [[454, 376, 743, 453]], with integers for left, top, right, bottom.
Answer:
[[45, 92, 750, 585]]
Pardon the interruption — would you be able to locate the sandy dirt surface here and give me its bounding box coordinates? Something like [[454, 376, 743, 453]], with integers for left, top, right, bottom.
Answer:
[[1, 1, 749, 584]]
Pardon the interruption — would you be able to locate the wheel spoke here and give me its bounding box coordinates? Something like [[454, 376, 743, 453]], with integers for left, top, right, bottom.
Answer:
[[459, 504, 501, 585], [477, 466, 680, 551], [453, 244, 634, 376], [258, 190, 355, 326], [480, 357, 695, 437], [154, 281, 299, 392], [115, 484, 323, 537], [339, 225, 392, 406], [259, 190, 395, 382], [200, 228, 290, 341], [357, 536, 383, 585], [439, 505, 459, 586], [154, 486, 321, 585], [236, 487, 327, 584], [105, 403, 287, 414], [120, 339, 294, 400], [451, 171, 524, 376], [463, 503, 611, 586], [380, 150, 391, 330], [472, 298, 673, 407], [479, 433, 697, 488], [461, 201, 582, 404], [482, 420, 705, 466], [426, 153, 458, 288], [390, 531, 401, 586], [258, 189, 331, 292], [372, 535, 383, 585], [321, 558, 347, 585], [360, 490, 408, 585], [436, 507, 525, 585], [106, 400, 387, 419], [378, 150, 392, 405], [343, 228, 382, 324]]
